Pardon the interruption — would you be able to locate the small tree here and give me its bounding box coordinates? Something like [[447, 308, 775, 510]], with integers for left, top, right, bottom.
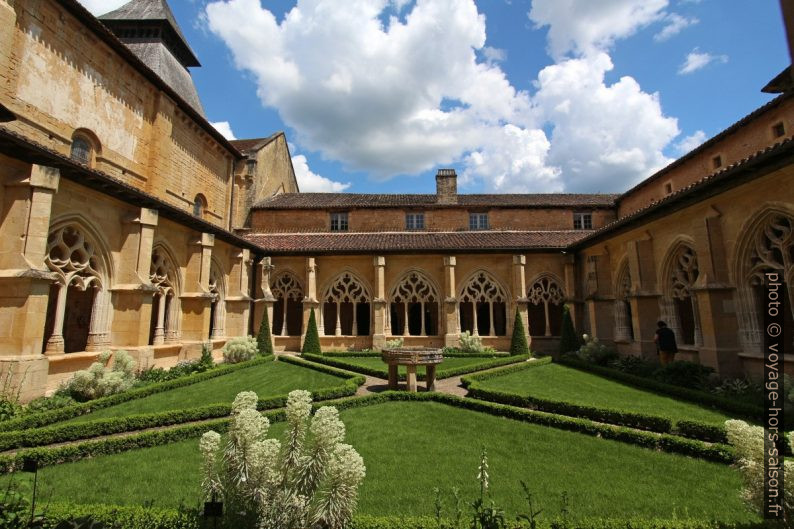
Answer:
[[558, 305, 580, 355], [509, 309, 530, 356], [301, 308, 322, 355], [257, 305, 274, 356]]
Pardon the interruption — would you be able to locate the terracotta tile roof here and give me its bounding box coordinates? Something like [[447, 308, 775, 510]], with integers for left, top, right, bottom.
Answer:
[[253, 193, 619, 210], [230, 134, 282, 153], [244, 230, 592, 254]]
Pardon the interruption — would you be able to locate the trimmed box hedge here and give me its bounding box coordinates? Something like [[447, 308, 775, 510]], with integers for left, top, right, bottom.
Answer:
[[40, 504, 766, 529], [302, 352, 530, 380], [462, 358, 732, 443], [322, 350, 510, 358], [0, 356, 276, 432], [0, 358, 363, 452]]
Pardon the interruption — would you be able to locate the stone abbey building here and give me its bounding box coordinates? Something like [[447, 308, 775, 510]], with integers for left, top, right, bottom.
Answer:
[[0, 0, 792, 400]]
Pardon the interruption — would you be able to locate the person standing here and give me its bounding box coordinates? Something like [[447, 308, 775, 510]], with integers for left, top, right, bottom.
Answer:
[[654, 321, 678, 366]]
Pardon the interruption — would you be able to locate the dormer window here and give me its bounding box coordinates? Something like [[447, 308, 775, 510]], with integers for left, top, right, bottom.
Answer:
[[330, 212, 349, 231], [469, 213, 489, 231], [573, 212, 593, 230]]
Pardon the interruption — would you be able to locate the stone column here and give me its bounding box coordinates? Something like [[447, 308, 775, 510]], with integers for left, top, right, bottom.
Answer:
[[563, 254, 577, 325], [256, 257, 276, 339], [511, 255, 529, 342], [179, 233, 214, 342], [405, 365, 418, 392], [443, 256, 459, 348], [372, 256, 387, 348], [86, 288, 112, 351], [44, 283, 68, 354], [583, 253, 615, 343], [627, 239, 661, 358], [301, 258, 319, 348]]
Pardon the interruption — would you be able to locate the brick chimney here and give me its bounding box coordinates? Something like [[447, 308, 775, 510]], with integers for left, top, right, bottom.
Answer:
[[436, 168, 458, 205]]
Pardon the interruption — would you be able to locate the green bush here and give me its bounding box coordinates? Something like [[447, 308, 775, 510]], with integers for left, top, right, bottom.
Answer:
[[573, 334, 618, 366], [302, 308, 322, 355], [257, 305, 274, 356], [222, 336, 258, 364], [609, 355, 657, 378], [199, 342, 214, 367], [65, 351, 137, 402], [509, 309, 530, 356], [23, 394, 76, 415], [652, 361, 714, 390], [558, 305, 580, 355]]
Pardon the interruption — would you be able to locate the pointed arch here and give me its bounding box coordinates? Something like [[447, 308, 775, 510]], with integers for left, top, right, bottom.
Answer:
[[43, 215, 114, 353], [734, 205, 794, 353], [388, 269, 441, 336], [271, 270, 305, 336], [321, 270, 372, 336], [613, 259, 634, 342], [149, 242, 182, 345], [526, 273, 566, 337], [658, 240, 702, 347], [458, 270, 508, 337], [208, 258, 226, 339]]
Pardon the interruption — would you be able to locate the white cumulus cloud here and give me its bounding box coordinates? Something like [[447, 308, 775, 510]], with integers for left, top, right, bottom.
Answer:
[[77, 0, 129, 16], [678, 48, 729, 75], [654, 13, 698, 42], [533, 53, 679, 192], [211, 121, 237, 140], [529, 0, 669, 59], [292, 155, 350, 192], [675, 130, 707, 154]]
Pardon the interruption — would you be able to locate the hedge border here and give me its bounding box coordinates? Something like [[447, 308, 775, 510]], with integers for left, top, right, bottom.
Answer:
[[461, 358, 728, 443], [0, 356, 276, 433], [39, 504, 764, 529], [301, 353, 530, 381], [322, 350, 510, 359], [0, 390, 734, 473], [0, 358, 364, 452], [557, 357, 764, 420]]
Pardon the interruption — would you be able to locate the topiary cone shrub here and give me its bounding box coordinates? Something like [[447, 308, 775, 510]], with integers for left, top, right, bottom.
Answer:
[[301, 308, 322, 355], [257, 304, 274, 356], [509, 309, 530, 356], [558, 304, 581, 355]]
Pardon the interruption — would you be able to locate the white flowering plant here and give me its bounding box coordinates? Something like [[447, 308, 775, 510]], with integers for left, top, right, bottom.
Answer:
[[200, 390, 366, 529], [384, 337, 404, 349], [222, 336, 258, 364], [459, 331, 485, 354], [725, 419, 794, 522], [64, 350, 136, 401]]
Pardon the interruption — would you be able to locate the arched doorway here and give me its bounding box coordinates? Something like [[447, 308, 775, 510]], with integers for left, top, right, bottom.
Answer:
[[660, 244, 702, 347], [613, 262, 634, 342], [271, 272, 304, 336], [321, 272, 371, 336], [459, 271, 508, 336], [527, 275, 565, 337], [149, 245, 181, 345], [208, 261, 226, 340], [389, 271, 440, 336]]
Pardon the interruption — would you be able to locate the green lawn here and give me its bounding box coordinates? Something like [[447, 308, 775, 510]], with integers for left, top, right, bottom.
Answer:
[[9, 401, 755, 522], [65, 360, 345, 423], [477, 363, 732, 425], [326, 356, 502, 378]]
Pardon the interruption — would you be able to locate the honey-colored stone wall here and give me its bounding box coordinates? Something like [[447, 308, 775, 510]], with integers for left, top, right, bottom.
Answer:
[[619, 95, 794, 217]]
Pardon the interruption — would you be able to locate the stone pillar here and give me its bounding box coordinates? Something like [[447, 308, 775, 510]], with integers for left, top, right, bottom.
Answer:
[[691, 209, 742, 376], [222, 249, 252, 339], [405, 365, 418, 392], [563, 254, 577, 325], [627, 239, 661, 358], [372, 256, 387, 349], [512, 255, 530, 347], [256, 257, 276, 340], [179, 233, 214, 342], [301, 258, 319, 348], [443, 256, 459, 347]]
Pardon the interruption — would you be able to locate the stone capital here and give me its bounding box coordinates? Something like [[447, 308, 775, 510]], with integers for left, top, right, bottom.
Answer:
[[443, 256, 456, 267], [512, 254, 526, 265], [28, 165, 60, 191], [373, 256, 386, 267], [196, 233, 215, 248]]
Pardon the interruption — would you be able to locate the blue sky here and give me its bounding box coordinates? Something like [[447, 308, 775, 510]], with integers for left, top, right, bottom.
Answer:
[[80, 0, 788, 194]]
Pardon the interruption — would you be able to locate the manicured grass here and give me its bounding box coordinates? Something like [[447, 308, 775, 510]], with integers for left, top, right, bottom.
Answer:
[[8, 401, 755, 522], [478, 363, 732, 425], [324, 356, 501, 378], [64, 360, 345, 423]]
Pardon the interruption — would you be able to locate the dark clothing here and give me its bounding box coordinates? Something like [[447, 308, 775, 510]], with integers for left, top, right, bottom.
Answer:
[[655, 326, 678, 353]]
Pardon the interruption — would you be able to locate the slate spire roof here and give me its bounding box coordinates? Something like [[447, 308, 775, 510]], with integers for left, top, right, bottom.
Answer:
[[99, 0, 206, 116]]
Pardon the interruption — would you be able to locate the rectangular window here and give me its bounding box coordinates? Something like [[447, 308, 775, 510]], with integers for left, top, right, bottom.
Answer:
[[664, 182, 673, 195], [773, 122, 786, 138], [469, 213, 489, 231], [712, 155, 723, 169], [573, 212, 593, 230], [330, 212, 349, 231], [406, 213, 425, 230]]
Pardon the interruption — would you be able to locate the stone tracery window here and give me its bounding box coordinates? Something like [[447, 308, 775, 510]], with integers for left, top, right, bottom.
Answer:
[[660, 245, 702, 346], [43, 224, 110, 353], [613, 263, 634, 342], [389, 271, 439, 336], [271, 272, 304, 337], [527, 275, 565, 337], [149, 247, 181, 345], [738, 213, 794, 352], [321, 272, 371, 336], [459, 271, 507, 336]]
